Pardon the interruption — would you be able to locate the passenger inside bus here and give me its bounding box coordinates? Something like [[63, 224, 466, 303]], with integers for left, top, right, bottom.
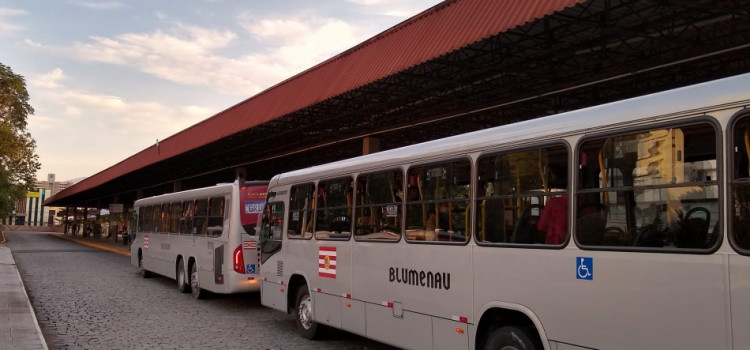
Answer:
[[536, 170, 567, 245]]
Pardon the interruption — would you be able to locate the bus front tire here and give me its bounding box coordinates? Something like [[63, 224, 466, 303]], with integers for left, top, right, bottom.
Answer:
[[483, 326, 541, 350], [190, 263, 204, 299], [293, 284, 319, 339], [177, 259, 189, 293], [138, 253, 151, 278]]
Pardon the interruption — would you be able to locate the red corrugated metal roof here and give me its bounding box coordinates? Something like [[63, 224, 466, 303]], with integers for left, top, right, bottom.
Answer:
[[49, 0, 585, 204]]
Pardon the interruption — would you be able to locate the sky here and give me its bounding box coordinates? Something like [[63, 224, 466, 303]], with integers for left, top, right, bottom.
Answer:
[[0, 0, 442, 183]]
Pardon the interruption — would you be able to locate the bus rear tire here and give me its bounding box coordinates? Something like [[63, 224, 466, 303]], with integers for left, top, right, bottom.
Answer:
[[138, 252, 151, 278], [177, 259, 189, 293], [483, 326, 541, 350], [293, 284, 319, 339], [190, 263, 204, 299]]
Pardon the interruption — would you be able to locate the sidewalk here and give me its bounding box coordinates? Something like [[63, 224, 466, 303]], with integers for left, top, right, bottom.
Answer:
[[0, 243, 48, 350], [49, 233, 132, 257]]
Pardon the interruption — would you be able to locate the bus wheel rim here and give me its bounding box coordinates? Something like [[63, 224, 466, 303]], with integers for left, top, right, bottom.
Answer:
[[298, 296, 313, 329]]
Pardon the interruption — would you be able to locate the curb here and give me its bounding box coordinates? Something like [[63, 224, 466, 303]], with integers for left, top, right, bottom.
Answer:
[[50, 234, 131, 257]]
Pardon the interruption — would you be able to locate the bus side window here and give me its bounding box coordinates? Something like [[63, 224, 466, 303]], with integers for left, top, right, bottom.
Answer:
[[160, 203, 169, 233], [170, 202, 180, 234], [152, 205, 160, 233], [315, 177, 353, 240], [406, 159, 471, 243], [354, 170, 403, 241], [287, 183, 314, 239], [138, 206, 147, 233], [578, 123, 719, 250], [207, 197, 225, 237], [180, 201, 194, 235], [475, 145, 568, 246], [732, 117, 750, 251], [260, 202, 284, 264], [146, 205, 155, 233], [193, 199, 208, 236]]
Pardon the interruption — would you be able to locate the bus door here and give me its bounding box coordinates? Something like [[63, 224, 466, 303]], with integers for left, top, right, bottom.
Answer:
[[208, 197, 229, 286], [191, 198, 218, 287], [259, 191, 287, 312], [730, 117, 750, 349]]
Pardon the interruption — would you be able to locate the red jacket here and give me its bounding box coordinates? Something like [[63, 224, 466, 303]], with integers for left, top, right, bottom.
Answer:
[[537, 195, 568, 245]]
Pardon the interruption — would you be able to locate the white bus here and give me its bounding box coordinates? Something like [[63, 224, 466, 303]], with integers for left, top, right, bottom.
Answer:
[[130, 180, 268, 299], [257, 73, 750, 349]]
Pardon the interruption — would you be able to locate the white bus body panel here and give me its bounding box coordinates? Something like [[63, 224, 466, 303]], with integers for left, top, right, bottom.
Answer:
[[474, 247, 728, 349], [351, 242, 472, 349], [261, 279, 287, 312], [340, 298, 366, 336], [432, 317, 469, 350]]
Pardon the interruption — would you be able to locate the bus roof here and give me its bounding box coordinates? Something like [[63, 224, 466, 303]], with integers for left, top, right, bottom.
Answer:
[[134, 182, 236, 207], [271, 72, 750, 186]]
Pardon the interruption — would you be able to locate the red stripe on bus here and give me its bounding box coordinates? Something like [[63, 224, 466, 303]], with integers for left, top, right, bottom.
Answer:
[[319, 246, 336, 251], [319, 272, 336, 278]]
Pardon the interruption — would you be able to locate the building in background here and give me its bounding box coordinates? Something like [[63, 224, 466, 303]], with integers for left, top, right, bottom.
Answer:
[[34, 173, 72, 194], [7, 174, 74, 226]]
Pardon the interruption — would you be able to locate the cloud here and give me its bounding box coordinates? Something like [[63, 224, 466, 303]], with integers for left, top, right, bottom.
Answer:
[[67, 25, 265, 95], [28, 68, 204, 137], [348, 0, 439, 17], [33, 68, 67, 89], [27, 68, 215, 179], [24, 38, 43, 47], [239, 13, 365, 70], [59, 15, 368, 97], [182, 105, 212, 120], [0, 7, 27, 37], [68, 1, 127, 10]]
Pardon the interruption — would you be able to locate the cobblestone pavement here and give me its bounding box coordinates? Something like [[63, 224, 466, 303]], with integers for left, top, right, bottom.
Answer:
[[6, 232, 398, 350]]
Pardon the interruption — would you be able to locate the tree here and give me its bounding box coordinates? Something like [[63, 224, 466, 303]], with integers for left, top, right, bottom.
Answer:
[[0, 63, 40, 220]]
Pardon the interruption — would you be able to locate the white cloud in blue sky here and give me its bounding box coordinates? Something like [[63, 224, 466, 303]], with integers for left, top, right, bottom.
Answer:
[[0, 0, 442, 181]]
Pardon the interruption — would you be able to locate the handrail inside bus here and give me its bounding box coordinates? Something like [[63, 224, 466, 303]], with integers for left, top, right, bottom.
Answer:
[[417, 175, 427, 229], [599, 148, 608, 205]]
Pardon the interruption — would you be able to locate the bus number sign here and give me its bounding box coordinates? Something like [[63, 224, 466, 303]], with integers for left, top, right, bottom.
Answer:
[[245, 201, 264, 214]]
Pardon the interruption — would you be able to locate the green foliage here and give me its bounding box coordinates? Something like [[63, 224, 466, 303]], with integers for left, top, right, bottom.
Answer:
[[0, 63, 40, 217]]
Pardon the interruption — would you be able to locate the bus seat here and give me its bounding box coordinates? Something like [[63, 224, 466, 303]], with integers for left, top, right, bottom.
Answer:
[[576, 211, 607, 245], [512, 204, 544, 244], [677, 207, 710, 248]]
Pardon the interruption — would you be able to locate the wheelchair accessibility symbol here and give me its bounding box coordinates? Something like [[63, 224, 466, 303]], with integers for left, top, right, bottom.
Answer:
[[576, 257, 593, 280]]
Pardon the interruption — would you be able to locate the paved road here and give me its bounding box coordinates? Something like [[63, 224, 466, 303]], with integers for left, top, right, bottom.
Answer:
[[6, 232, 398, 350]]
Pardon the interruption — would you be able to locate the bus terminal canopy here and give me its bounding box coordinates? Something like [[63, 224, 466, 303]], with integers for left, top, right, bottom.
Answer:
[[45, 0, 750, 209]]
